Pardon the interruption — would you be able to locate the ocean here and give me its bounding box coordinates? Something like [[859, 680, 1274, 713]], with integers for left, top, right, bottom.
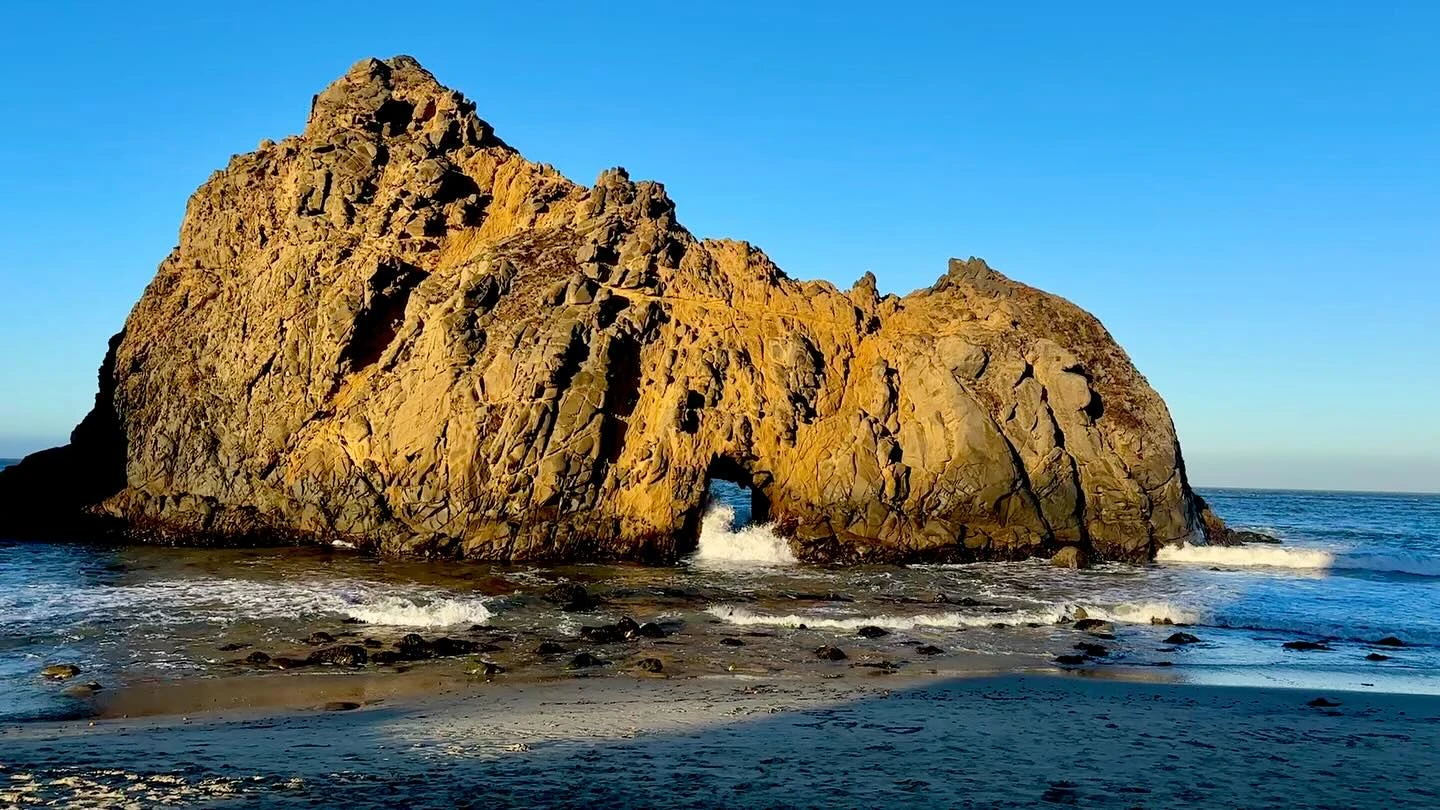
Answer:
[[2, 453, 1437, 724]]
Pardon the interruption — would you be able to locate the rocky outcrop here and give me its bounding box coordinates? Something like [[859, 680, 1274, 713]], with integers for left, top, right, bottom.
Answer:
[[0, 56, 1218, 563]]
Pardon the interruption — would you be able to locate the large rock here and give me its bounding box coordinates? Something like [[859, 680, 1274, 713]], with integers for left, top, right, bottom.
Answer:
[[0, 56, 1216, 564]]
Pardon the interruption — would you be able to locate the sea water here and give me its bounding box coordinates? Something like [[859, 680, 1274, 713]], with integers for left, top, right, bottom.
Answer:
[[2, 456, 1437, 722]]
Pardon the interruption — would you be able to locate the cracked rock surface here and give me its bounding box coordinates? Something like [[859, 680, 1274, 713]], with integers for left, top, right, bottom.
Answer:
[[0, 56, 1218, 563]]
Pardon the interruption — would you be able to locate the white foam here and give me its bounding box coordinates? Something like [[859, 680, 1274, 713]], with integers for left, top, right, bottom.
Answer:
[[705, 604, 1068, 630], [1079, 601, 1202, 626], [340, 595, 493, 627], [1158, 543, 1440, 577], [690, 503, 796, 567], [707, 600, 1201, 631], [1, 578, 494, 629], [1158, 543, 1335, 569]]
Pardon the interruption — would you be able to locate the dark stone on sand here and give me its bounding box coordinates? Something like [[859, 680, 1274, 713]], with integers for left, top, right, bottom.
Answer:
[[245, 651, 271, 665], [1373, 636, 1407, 647], [396, 633, 434, 659], [1366, 653, 1391, 662], [545, 583, 596, 612], [363, 638, 383, 649], [533, 641, 567, 655], [916, 645, 944, 655], [856, 626, 889, 638], [1164, 632, 1201, 645], [1074, 642, 1109, 658], [306, 632, 335, 645], [307, 645, 368, 666], [636, 657, 664, 673], [566, 652, 608, 670], [581, 617, 649, 643], [720, 637, 746, 647], [323, 701, 362, 711], [372, 651, 402, 665], [580, 624, 627, 643], [815, 645, 848, 661], [1054, 654, 1087, 666], [40, 663, 81, 680], [1307, 697, 1342, 708], [635, 622, 666, 638], [63, 682, 103, 698], [1283, 641, 1332, 651], [218, 642, 251, 652], [269, 657, 310, 670], [1073, 619, 1112, 633], [431, 637, 485, 657]]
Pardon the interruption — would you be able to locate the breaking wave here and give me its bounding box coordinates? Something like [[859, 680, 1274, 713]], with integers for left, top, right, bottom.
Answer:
[[0, 578, 494, 629], [705, 600, 1201, 630], [1158, 543, 1440, 578], [691, 503, 796, 567], [341, 594, 493, 627]]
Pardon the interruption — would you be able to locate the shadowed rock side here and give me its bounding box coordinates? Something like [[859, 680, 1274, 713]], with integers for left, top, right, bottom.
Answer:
[[0, 56, 1219, 563]]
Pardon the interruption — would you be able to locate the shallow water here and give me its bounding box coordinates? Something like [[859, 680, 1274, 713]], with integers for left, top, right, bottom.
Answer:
[[1, 464, 1437, 722]]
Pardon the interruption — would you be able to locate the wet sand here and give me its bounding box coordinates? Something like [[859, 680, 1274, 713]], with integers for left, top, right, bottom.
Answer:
[[4, 670, 1438, 808]]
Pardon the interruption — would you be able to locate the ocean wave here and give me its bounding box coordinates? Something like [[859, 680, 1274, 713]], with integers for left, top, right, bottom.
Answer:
[[705, 604, 1065, 629], [1157, 543, 1440, 577], [0, 578, 495, 629], [1080, 601, 1202, 626], [689, 503, 796, 567], [341, 595, 492, 627], [706, 599, 1203, 632]]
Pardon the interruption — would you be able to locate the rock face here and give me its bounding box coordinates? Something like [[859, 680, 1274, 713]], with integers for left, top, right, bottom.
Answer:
[[0, 56, 1218, 564]]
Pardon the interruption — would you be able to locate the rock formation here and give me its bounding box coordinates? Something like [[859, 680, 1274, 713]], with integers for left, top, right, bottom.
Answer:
[[0, 56, 1222, 563]]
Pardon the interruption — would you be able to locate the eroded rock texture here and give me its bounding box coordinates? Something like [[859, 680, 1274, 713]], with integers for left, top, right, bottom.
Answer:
[[0, 57, 1216, 563]]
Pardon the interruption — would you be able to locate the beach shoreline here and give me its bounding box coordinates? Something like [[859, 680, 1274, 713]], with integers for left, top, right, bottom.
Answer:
[[4, 670, 1438, 808]]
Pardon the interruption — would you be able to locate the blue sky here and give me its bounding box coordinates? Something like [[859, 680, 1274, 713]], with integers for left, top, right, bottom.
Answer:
[[1, 2, 1436, 491]]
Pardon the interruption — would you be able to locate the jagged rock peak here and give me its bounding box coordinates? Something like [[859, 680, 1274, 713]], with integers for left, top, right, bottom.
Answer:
[[0, 56, 1221, 564]]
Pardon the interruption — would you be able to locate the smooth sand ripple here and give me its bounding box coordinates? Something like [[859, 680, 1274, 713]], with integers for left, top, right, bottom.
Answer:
[[3, 673, 1438, 808]]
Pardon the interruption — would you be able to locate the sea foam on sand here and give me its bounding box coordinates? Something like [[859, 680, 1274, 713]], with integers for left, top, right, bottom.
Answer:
[[7, 675, 1438, 808]]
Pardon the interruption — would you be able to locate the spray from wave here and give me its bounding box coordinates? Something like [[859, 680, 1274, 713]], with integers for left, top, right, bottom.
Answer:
[[690, 503, 796, 566], [1158, 543, 1440, 577]]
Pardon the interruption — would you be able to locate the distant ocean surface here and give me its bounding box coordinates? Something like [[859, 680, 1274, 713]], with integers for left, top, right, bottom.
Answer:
[[2, 453, 1438, 722]]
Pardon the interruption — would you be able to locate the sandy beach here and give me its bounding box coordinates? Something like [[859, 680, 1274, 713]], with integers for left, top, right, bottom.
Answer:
[[3, 670, 1438, 808]]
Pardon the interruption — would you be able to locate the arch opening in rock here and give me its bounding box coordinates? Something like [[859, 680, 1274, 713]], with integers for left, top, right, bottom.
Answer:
[[683, 457, 795, 566], [703, 456, 771, 529]]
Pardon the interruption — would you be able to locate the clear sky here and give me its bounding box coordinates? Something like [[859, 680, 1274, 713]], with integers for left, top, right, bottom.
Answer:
[[1, 2, 1436, 492]]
